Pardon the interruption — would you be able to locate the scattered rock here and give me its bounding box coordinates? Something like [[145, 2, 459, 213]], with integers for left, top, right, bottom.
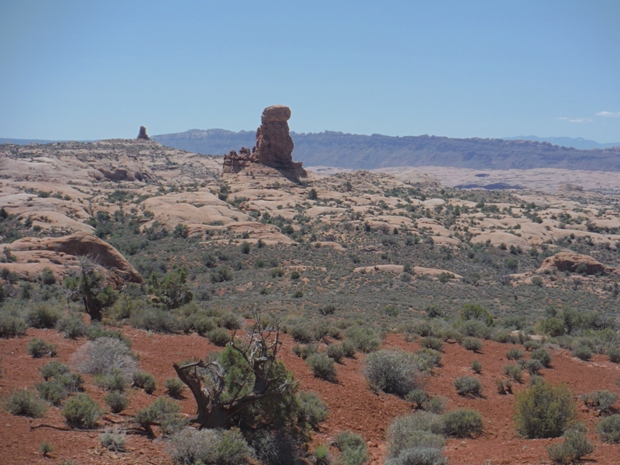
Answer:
[[137, 126, 150, 140], [223, 105, 307, 180]]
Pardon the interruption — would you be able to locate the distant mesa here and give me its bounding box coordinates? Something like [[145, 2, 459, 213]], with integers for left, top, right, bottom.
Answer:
[[137, 126, 150, 140], [223, 105, 307, 180]]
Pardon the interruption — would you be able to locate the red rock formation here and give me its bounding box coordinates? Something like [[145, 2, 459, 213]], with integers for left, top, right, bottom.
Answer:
[[137, 126, 150, 140], [537, 252, 615, 275], [8, 232, 143, 284], [223, 105, 307, 180]]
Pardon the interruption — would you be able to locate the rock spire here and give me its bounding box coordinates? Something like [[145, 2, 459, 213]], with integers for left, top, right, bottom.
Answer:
[[223, 105, 306, 180]]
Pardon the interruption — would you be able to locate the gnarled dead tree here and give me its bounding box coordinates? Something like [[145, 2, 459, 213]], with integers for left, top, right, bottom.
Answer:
[[173, 319, 296, 429]]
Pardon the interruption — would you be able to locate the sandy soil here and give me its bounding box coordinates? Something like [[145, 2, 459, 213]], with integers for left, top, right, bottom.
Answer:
[[2, 327, 620, 465]]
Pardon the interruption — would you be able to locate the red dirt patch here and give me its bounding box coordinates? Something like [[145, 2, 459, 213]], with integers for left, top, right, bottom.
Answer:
[[2, 328, 620, 464]]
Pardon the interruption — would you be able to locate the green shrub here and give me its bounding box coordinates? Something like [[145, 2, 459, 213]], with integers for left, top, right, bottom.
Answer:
[[496, 379, 513, 395], [547, 429, 594, 464], [341, 340, 357, 358], [335, 430, 368, 465], [442, 409, 483, 438], [572, 345, 592, 361], [471, 360, 482, 374], [540, 318, 565, 337], [131, 307, 178, 333], [461, 337, 482, 352], [95, 368, 128, 392], [41, 268, 56, 285], [135, 397, 184, 436], [365, 350, 424, 397], [345, 326, 381, 353], [207, 328, 231, 346], [525, 359, 544, 376], [219, 312, 241, 330], [387, 413, 446, 464], [133, 371, 157, 394], [211, 266, 233, 283], [292, 343, 318, 360], [99, 427, 126, 452], [39, 360, 70, 381], [297, 391, 329, 429], [524, 340, 542, 351], [27, 338, 57, 358], [425, 396, 447, 415], [453, 376, 482, 397], [531, 348, 552, 368], [307, 353, 337, 382], [165, 378, 185, 399], [292, 290, 304, 298], [39, 440, 54, 457], [385, 447, 448, 465], [608, 347, 620, 363], [327, 343, 345, 363], [290, 325, 314, 343], [186, 314, 216, 336], [104, 390, 129, 414], [319, 304, 336, 316], [597, 414, 620, 443], [405, 320, 432, 337], [506, 347, 525, 360], [420, 337, 443, 352], [169, 427, 253, 465], [458, 320, 491, 339], [269, 268, 284, 278], [504, 364, 523, 383], [515, 382, 577, 438], [3, 388, 48, 417], [26, 303, 62, 329], [583, 390, 618, 414], [406, 388, 428, 409], [36, 380, 67, 406], [0, 314, 27, 338], [460, 303, 494, 326], [62, 393, 101, 428], [55, 314, 86, 339], [413, 349, 442, 372]]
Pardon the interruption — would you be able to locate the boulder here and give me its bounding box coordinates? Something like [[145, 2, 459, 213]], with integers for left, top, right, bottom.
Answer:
[[537, 252, 614, 275], [7, 232, 143, 284]]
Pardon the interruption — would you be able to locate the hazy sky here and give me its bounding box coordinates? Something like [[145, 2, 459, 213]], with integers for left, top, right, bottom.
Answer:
[[1, 0, 619, 142]]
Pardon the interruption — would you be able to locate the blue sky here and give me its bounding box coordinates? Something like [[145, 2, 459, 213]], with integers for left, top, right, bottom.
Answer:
[[1, 0, 619, 142]]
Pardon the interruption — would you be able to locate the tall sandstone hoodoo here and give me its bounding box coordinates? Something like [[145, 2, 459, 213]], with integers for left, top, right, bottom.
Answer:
[[223, 105, 307, 180], [137, 126, 150, 140]]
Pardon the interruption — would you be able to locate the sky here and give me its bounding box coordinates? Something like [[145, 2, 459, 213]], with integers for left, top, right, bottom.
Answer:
[[1, 0, 619, 142]]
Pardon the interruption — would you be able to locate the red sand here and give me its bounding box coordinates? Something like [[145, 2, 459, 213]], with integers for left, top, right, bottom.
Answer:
[[2, 328, 620, 464]]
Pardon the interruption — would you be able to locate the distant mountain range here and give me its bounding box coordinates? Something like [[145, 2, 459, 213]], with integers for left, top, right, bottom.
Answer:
[[502, 135, 620, 150], [3, 131, 620, 172], [151, 129, 620, 172]]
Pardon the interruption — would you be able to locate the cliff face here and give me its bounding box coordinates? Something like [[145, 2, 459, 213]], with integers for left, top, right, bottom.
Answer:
[[154, 130, 620, 172]]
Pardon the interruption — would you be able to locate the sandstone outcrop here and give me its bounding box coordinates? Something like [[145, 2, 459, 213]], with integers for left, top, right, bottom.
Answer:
[[137, 126, 150, 140], [6, 232, 143, 285], [223, 105, 307, 180], [537, 252, 615, 275]]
